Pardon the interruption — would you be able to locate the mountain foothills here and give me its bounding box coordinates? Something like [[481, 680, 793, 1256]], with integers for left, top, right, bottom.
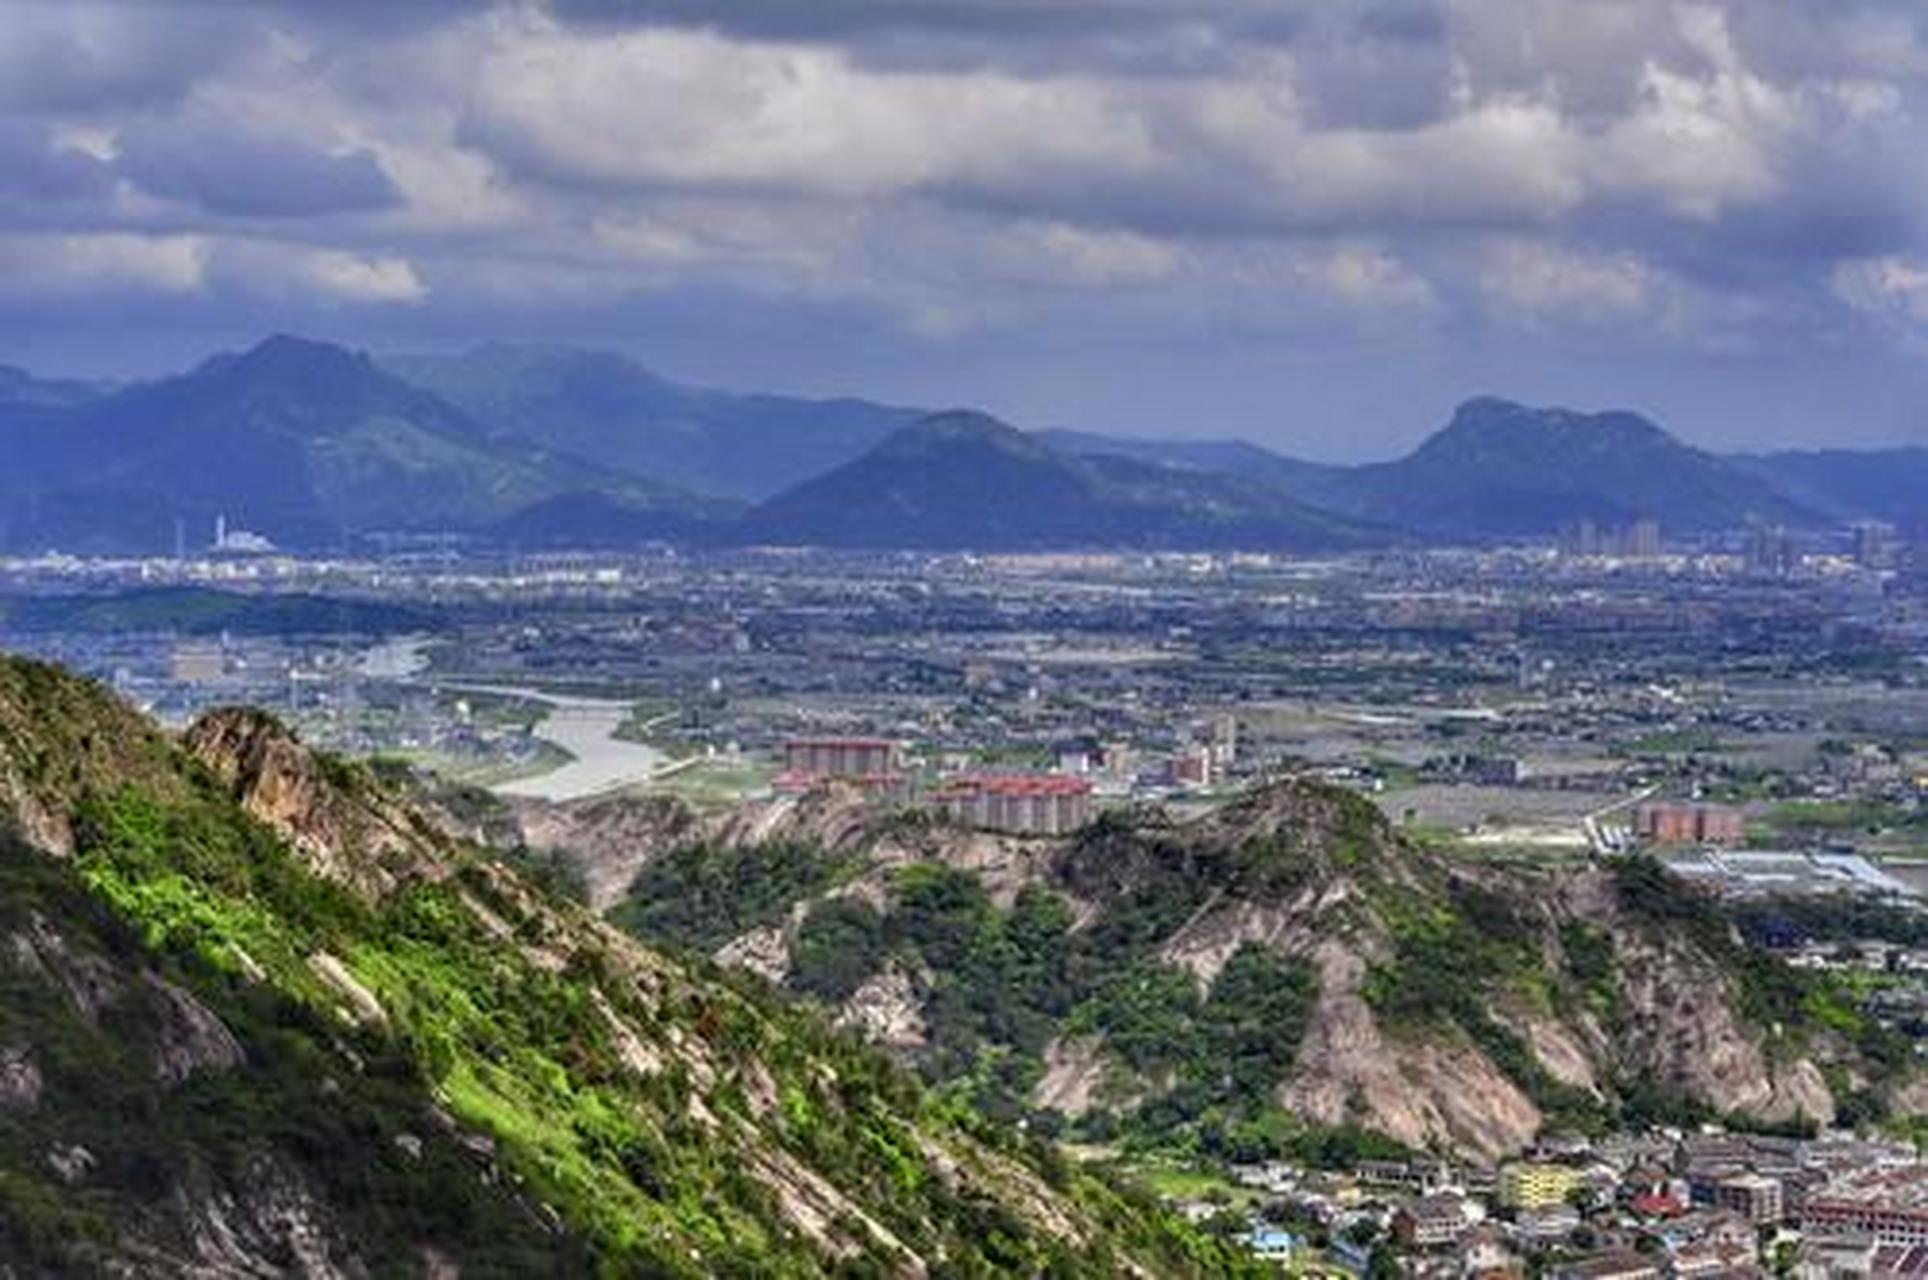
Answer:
[[0, 334, 1922, 553], [507, 777, 1922, 1167], [0, 656, 1255, 1276]]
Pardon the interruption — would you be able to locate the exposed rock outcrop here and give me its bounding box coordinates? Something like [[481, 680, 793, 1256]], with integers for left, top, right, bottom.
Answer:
[[835, 964, 928, 1052], [185, 707, 454, 898], [0, 656, 1232, 1276], [0, 1044, 41, 1111], [145, 974, 246, 1085], [607, 774, 1868, 1159], [1034, 1036, 1109, 1119], [1279, 944, 1543, 1160]]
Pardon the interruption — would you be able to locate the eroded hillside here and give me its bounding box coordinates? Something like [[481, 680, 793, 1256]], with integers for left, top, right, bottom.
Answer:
[[566, 776, 1910, 1162], [0, 657, 1253, 1277]]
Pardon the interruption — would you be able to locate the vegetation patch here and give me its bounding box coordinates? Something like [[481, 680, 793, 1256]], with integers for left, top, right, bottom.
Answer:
[[610, 839, 862, 953]]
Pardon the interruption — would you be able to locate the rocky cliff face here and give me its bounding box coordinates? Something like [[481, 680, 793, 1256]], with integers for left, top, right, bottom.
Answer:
[[593, 776, 1876, 1161], [0, 657, 1244, 1276], [185, 706, 461, 899]]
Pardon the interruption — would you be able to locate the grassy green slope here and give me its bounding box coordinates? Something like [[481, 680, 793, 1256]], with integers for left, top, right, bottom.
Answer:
[[0, 656, 1257, 1276]]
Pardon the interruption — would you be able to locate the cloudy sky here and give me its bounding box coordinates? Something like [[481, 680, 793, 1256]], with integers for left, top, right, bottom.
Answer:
[[4, 0, 1928, 457]]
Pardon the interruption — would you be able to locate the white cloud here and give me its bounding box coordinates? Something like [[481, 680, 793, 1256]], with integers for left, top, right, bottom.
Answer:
[[433, 2, 1846, 255], [0, 0, 1925, 384], [1832, 255, 1928, 323], [1479, 240, 1662, 321], [1283, 244, 1439, 311], [983, 222, 1182, 286], [197, 240, 428, 305], [0, 231, 209, 296], [297, 249, 428, 304], [461, 16, 1159, 199]]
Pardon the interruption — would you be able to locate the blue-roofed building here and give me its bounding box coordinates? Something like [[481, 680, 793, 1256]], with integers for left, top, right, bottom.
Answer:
[[1245, 1228, 1298, 1262]]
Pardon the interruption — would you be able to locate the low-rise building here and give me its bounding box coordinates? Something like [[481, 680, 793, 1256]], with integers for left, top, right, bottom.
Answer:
[[1501, 1162, 1586, 1211], [1512, 1205, 1583, 1251], [1803, 1167, 1928, 1248], [1659, 1210, 1758, 1262], [1805, 1195, 1928, 1247], [1244, 1229, 1297, 1263], [1553, 1251, 1662, 1280], [1459, 1224, 1523, 1279], [1795, 1234, 1877, 1280], [1396, 1194, 1480, 1249]]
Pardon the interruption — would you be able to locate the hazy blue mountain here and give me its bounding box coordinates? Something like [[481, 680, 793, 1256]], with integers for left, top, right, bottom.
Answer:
[[1036, 428, 1350, 499], [387, 344, 919, 501], [742, 410, 1387, 550], [1044, 402, 1821, 538], [0, 364, 106, 409], [491, 489, 720, 548], [0, 367, 106, 475], [0, 336, 717, 553], [1320, 398, 1818, 536], [0, 338, 1887, 554], [1734, 448, 1928, 528]]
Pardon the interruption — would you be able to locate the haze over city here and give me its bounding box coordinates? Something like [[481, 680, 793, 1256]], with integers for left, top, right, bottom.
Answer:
[[7, 1, 1928, 455]]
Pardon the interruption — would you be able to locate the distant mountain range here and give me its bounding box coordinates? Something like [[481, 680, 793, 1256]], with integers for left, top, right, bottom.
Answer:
[[1733, 449, 1928, 528], [387, 344, 916, 502], [0, 364, 105, 411], [743, 410, 1385, 551], [2, 333, 1925, 553], [0, 336, 718, 553], [1045, 398, 1812, 539]]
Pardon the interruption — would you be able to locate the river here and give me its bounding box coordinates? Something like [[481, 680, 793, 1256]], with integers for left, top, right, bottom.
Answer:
[[441, 683, 669, 803]]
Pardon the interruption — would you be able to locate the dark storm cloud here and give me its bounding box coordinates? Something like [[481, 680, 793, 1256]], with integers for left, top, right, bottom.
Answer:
[[0, 5, 262, 114], [4, 0, 1928, 454], [0, 124, 114, 203], [117, 121, 402, 219], [544, 0, 1281, 42]]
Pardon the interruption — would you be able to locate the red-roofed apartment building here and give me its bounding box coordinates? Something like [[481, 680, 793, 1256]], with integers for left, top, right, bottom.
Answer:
[[935, 775, 1093, 836]]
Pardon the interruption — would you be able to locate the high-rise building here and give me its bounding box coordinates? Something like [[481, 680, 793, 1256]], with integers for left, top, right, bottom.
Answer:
[[782, 737, 902, 780], [1210, 714, 1239, 767], [1632, 802, 1744, 846], [1853, 522, 1898, 570], [934, 775, 1093, 835], [1746, 526, 1798, 577], [1627, 519, 1662, 559], [1710, 1173, 1785, 1226]]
